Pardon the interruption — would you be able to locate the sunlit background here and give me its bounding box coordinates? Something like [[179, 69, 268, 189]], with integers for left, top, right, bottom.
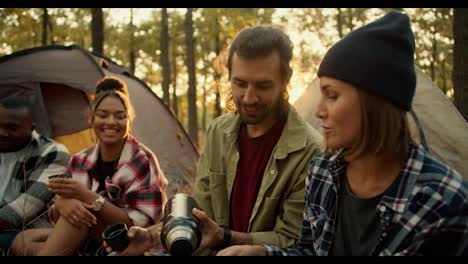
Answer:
[[105, 8, 322, 104], [0, 8, 456, 148], [101, 8, 454, 101]]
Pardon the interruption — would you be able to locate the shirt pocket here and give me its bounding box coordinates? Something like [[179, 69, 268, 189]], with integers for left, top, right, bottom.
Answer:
[[208, 169, 226, 188], [255, 195, 281, 230]]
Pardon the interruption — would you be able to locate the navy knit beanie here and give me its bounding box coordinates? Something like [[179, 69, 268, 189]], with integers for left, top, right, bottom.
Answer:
[[318, 11, 416, 111]]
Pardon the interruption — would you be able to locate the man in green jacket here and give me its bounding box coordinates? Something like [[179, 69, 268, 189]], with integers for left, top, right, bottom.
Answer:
[[192, 25, 322, 254], [102, 25, 322, 257]]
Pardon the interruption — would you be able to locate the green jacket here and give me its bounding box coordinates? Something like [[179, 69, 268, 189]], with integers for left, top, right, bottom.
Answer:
[[193, 106, 323, 247]]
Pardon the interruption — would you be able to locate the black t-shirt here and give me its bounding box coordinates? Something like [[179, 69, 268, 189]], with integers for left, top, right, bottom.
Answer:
[[329, 173, 383, 256], [96, 154, 119, 193]]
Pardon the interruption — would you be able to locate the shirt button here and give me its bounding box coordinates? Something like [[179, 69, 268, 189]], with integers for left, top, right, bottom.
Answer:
[[270, 170, 275, 175], [235, 153, 239, 157]]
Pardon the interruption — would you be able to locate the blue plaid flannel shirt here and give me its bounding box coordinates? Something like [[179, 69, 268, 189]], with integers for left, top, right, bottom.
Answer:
[[266, 144, 468, 256]]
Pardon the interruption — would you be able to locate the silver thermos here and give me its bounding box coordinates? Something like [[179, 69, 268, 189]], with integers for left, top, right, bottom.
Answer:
[[160, 193, 202, 256]]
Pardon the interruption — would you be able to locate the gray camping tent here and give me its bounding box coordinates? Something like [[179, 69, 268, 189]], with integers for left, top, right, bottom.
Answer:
[[0, 45, 199, 195], [294, 67, 468, 179]]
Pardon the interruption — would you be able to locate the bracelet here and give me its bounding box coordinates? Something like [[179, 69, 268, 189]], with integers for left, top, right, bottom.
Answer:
[[211, 227, 232, 251]]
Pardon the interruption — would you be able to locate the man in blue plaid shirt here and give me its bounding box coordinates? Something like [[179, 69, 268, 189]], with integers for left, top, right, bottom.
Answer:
[[0, 96, 70, 252], [216, 11, 468, 256]]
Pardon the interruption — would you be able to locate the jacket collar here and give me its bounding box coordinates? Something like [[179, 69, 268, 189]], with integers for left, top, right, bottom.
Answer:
[[30, 130, 41, 145], [380, 144, 423, 214], [328, 144, 424, 214], [16, 130, 41, 154]]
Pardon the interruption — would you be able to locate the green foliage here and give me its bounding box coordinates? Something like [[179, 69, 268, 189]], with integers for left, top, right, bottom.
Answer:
[[0, 8, 457, 133], [287, 8, 453, 99], [48, 9, 91, 47], [0, 9, 42, 54], [408, 8, 453, 95]]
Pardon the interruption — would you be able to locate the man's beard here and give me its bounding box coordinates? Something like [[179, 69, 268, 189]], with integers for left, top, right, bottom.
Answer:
[[236, 97, 283, 125]]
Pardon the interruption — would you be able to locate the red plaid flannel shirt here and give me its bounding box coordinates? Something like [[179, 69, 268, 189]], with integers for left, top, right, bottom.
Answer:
[[48, 136, 167, 227]]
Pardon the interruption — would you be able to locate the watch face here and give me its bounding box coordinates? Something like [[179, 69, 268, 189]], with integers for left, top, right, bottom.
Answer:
[[94, 196, 105, 211]]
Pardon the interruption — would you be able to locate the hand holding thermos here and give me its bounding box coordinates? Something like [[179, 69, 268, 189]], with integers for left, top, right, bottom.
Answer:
[[102, 193, 203, 256]]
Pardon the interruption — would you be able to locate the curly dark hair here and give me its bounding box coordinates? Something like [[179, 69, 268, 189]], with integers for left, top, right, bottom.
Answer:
[[91, 76, 135, 124], [95, 77, 129, 95]]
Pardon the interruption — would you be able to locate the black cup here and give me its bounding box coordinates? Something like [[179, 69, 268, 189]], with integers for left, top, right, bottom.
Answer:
[[102, 223, 129, 252]]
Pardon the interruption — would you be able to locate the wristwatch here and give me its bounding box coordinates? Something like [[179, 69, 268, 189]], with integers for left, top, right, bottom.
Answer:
[[92, 195, 106, 212], [211, 227, 232, 251]]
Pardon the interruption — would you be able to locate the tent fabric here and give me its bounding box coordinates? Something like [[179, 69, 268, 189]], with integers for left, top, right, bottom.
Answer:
[[0, 46, 102, 94], [54, 128, 96, 156], [0, 45, 199, 196], [294, 67, 468, 179], [41, 82, 91, 137]]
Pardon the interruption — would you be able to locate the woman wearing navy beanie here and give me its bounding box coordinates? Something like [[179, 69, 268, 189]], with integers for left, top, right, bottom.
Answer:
[[217, 11, 468, 256]]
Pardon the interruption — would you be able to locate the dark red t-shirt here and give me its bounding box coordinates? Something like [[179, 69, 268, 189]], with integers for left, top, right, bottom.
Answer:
[[229, 118, 286, 232]]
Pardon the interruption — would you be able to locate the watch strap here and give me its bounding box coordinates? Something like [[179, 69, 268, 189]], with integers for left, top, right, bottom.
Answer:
[[211, 227, 232, 251]]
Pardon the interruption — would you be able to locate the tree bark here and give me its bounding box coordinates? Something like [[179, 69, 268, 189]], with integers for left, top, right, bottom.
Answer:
[[441, 59, 447, 93], [346, 8, 354, 32], [160, 8, 171, 106], [202, 74, 207, 131], [91, 8, 104, 54], [185, 8, 198, 146], [430, 30, 437, 81], [336, 8, 343, 38], [453, 8, 468, 121], [214, 16, 223, 118], [129, 8, 135, 75], [42, 8, 48, 45], [171, 40, 179, 119]]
